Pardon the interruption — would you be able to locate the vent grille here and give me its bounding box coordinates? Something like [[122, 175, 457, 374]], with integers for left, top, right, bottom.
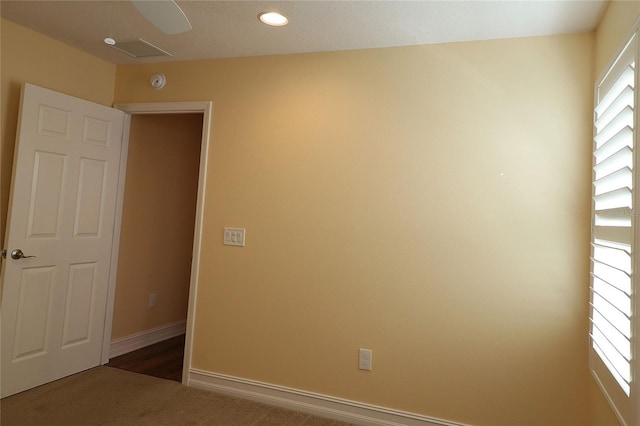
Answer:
[[110, 39, 172, 58]]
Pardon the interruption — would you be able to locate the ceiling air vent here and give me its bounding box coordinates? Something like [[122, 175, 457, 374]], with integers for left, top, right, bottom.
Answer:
[[110, 38, 172, 58]]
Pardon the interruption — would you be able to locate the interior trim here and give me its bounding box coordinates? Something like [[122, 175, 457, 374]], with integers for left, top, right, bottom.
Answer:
[[188, 368, 467, 426], [109, 320, 186, 359]]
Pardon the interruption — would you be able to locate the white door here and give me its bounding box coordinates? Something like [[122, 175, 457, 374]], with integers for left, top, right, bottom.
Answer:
[[1, 84, 124, 397]]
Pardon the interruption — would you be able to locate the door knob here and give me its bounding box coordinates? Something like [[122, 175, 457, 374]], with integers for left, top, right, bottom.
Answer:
[[10, 249, 37, 260]]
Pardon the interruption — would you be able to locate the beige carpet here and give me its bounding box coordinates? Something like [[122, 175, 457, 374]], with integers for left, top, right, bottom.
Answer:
[[1, 367, 352, 425]]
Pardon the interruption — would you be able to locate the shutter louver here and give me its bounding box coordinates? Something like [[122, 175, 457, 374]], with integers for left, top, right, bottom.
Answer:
[[590, 33, 637, 424]]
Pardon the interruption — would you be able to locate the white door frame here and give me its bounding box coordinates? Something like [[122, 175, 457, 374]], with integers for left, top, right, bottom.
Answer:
[[102, 101, 212, 385]]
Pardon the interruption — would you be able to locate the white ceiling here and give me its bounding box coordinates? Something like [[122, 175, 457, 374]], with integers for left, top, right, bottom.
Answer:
[[1, 0, 608, 64]]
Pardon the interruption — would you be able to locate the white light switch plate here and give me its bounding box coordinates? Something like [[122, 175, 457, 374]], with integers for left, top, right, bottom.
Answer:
[[224, 227, 246, 246]]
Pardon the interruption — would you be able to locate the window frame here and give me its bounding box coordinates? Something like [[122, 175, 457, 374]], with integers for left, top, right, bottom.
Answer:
[[590, 18, 640, 426]]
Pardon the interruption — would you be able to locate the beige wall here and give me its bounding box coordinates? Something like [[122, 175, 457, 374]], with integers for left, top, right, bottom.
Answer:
[[0, 19, 116, 247], [115, 34, 594, 425], [2, 12, 625, 426], [589, 2, 640, 425], [111, 113, 202, 339], [595, 0, 640, 78]]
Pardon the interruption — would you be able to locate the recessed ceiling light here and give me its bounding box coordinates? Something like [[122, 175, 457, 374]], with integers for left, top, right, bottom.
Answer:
[[258, 12, 288, 27], [104, 37, 116, 46]]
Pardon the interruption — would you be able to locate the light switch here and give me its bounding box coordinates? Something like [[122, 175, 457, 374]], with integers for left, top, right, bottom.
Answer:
[[224, 227, 246, 247]]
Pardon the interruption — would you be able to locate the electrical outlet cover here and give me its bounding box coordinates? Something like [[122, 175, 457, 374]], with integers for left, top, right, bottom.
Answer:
[[359, 348, 372, 371]]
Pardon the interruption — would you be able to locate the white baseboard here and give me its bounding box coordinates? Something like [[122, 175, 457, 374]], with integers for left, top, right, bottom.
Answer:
[[188, 369, 468, 426], [109, 320, 186, 359]]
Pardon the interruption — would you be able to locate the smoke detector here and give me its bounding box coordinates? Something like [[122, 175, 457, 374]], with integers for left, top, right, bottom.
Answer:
[[150, 74, 166, 90]]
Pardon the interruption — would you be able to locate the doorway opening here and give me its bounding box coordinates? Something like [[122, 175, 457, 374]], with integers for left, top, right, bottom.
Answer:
[[102, 102, 212, 385]]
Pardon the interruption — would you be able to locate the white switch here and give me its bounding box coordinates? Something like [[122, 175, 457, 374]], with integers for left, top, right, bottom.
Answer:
[[224, 227, 246, 247], [359, 348, 372, 371], [149, 293, 157, 308]]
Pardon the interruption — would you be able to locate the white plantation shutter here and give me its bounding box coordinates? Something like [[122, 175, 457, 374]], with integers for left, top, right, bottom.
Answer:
[[590, 32, 638, 426]]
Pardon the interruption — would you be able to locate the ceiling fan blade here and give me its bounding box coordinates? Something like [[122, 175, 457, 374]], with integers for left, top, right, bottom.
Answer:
[[131, 0, 192, 35]]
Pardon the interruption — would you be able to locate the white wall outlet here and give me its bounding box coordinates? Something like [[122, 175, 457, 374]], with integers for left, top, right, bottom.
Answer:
[[148, 293, 157, 308], [224, 227, 246, 246], [359, 348, 372, 371]]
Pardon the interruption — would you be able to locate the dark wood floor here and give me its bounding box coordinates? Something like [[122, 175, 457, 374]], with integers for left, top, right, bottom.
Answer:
[[107, 334, 185, 382]]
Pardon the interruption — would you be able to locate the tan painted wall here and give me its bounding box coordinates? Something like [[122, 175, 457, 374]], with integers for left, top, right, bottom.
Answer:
[[111, 113, 202, 339], [0, 19, 116, 247], [114, 34, 594, 425], [2, 12, 624, 426], [595, 0, 640, 78], [589, 2, 640, 425]]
